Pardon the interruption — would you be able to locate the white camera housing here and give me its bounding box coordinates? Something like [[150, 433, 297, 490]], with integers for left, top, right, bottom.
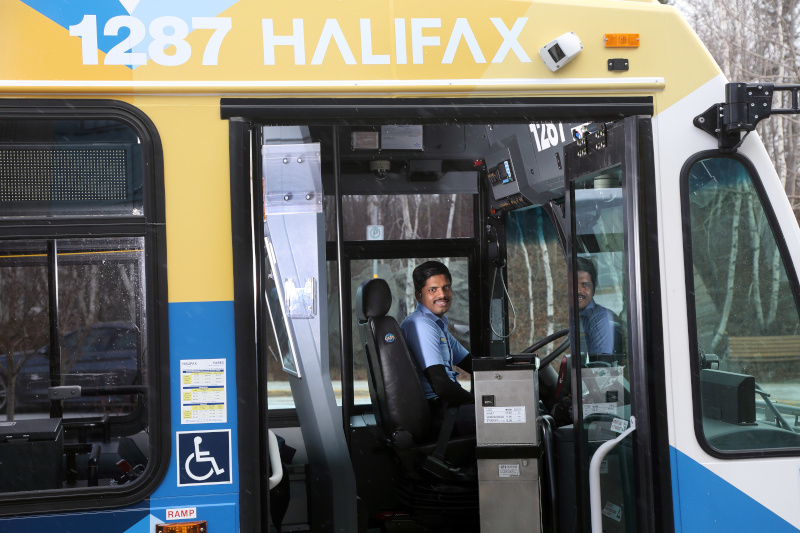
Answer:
[[539, 32, 583, 72]]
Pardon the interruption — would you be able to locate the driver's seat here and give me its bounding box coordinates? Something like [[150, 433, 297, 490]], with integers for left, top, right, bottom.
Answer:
[[355, 278, 476, 476], [355, 278, 478, 529]]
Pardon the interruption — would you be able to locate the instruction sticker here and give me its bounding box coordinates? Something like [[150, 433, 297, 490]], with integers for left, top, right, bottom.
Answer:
[[498, 464, 521, 478], [484, 406, 526, 424], [583, 403, 618, 416], [609, 417, 629, 434], [181, 358, 227, 424], [381, 125, 423, 150], [602, 501, 622, 522]]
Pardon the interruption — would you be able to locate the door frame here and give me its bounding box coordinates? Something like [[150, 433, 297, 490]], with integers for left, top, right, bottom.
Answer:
[[224, 100, 659, 532], [564, 116, 672, 533]]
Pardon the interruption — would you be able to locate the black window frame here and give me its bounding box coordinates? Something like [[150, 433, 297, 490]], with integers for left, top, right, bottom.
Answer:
[[681, 149, 800, 459], [0, 99, 170, 514]]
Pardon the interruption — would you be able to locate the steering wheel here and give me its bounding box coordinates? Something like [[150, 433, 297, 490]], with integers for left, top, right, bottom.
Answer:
[[521, 327, 570, 367]]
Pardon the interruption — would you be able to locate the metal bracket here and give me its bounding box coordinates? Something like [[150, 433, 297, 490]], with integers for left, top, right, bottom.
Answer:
[[49, 385, 81, 399], [694, 82, 800, 152], [573, 122, 608, 157]]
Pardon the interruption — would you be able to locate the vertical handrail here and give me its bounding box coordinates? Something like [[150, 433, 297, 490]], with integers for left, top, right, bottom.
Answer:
[[47, 240, 63, 419], [333, 126, 353, 448], [537, 414, 558, 533], [267, 429, 284, 490], [589, 416, 636, 533]]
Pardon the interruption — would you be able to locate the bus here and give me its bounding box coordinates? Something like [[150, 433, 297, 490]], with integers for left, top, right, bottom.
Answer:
[[1, 0, 800, 531]]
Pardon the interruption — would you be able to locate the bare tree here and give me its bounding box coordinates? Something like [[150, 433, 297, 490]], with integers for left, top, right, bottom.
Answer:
[[537, 213, 556, 339], [678, 0, 800, 219], [710, 181, 743, 351], [514, 216, 535, 347], [0, 266, 49, 420]]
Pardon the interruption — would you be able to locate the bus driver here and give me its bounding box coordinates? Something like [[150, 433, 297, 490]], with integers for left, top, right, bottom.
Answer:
[[400, 260, 475, 437]]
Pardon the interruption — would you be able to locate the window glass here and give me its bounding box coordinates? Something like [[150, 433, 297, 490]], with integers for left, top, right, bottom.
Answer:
[[572, 165, 634, 532], [55, 238, 145, 417], [351, 257, 471, 406], [112, 329, 138, 351], [686, 156, 800, 451], [261, 237, 300, 378], [506, 206, 569, 355], [265, 261, 340, 410], [264, 314, 290, 410], [327, 261, 343, 405], [573, 168, 628, 363], [574, 180, 627, 365], [0, 107, 159, 501], [0, 242, 50, 418], [326, 194, 474, 241], [0, 237, 148, 493]]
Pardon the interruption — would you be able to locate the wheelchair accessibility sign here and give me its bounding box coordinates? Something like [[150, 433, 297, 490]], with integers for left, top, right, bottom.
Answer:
[[177, 429, 232, 486]]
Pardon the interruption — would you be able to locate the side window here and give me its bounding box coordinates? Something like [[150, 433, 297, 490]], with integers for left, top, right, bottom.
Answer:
[[327, 194, 474, 241], [506, 206, 569, 354], [282, 257, 471, 410], [112, 329, 138, 351], [0, 106, 166, 504], [685, 155, 800, 452], [350, 256, 471, 406], [1, 239, 145, 418]]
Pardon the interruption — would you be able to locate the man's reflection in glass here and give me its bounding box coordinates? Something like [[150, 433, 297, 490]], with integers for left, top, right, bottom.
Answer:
[[576, 256, 621, 357]]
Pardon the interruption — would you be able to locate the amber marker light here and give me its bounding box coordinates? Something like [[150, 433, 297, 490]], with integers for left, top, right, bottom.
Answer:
[[604, 34, 640, 47], [156, 521, 207, 533]]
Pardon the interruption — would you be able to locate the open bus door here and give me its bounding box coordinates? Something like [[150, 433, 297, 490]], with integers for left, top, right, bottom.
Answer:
[[559, 116, 673, 533]]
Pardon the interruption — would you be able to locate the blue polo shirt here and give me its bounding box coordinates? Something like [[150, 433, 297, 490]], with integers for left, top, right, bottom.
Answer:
[[579, 300, 619, 355], [400, 302, 469, 399]]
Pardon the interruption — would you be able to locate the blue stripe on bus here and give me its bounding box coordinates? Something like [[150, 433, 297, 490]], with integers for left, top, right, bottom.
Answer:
[[151, 300, 239, 504], [125, 513, 163, 532], [0, 300, 241, 531], [0, 506, 148, 531], [671, 446, 797, 532]]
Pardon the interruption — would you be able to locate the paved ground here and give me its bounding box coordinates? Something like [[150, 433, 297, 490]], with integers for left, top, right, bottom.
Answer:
[[267, 380, 800, 410], [267, 380, 372, 409]]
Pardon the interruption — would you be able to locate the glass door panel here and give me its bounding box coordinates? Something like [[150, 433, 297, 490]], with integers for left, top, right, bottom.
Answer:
[[564, 117, 664, 532], [573, 165, 633, 533]]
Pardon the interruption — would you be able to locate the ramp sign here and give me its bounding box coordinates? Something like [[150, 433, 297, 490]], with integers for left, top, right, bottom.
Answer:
[[177, 429, 232, 486]]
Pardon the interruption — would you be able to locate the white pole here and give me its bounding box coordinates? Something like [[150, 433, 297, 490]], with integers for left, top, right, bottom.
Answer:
[[589, 415, 636, 533], [373, 205, 378, 278]]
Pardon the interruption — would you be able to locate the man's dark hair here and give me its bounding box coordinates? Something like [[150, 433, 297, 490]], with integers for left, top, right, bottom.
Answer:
[[412, 260, 452, 292], [576, 256, 598, 288]]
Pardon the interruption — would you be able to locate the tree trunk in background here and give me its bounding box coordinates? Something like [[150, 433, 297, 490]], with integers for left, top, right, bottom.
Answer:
[[678, 0, 800, 221], [400, 196, 418, 312], [767, 246, 782, 326], [711, 183, 743, 352], [515, 217, 535, 347], [745, 193, 765, 331], [537, 214, 555, 339], [443, 194, 457, 270]]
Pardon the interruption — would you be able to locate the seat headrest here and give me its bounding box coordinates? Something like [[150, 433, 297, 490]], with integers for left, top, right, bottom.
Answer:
[[356, 278, 392, 321]]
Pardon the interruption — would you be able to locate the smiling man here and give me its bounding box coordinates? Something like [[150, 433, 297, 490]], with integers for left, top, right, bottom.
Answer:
[[576, 256, 621, 356], [400, 260, 475, 435]]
